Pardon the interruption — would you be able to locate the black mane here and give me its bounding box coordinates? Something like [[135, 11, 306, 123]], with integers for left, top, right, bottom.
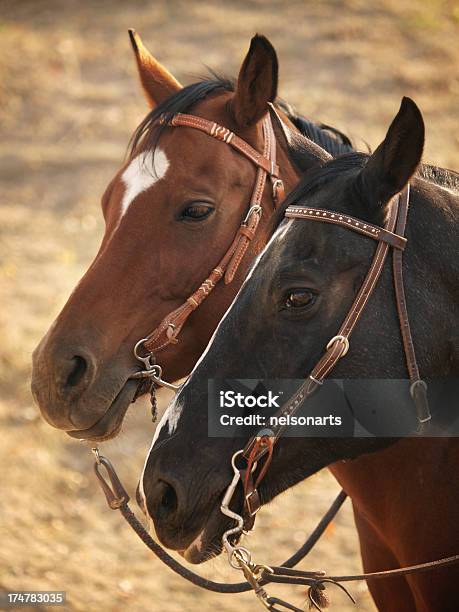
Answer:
[[129, 76, 234, 154], [420, 164, 459, 193], [270, 152, 459, 232], [282, 152, 367, 206], [276, 99, 353, 157], [129, 74, 354, 164], [269, 152, 367, 231]]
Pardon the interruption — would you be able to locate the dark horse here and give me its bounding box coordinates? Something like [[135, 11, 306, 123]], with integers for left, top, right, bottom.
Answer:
[[31, 32, 351, 441], [141, 99, 459, 611]]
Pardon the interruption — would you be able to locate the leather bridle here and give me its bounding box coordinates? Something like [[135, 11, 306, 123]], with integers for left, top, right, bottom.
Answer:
[[240, 184, 431, 506], [91, 182, 459, 610], [130, 109, 285, 397]]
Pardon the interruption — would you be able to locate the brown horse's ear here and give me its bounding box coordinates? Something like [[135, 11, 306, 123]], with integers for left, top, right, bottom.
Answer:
[[128, 29, 182, 108], [232, 34, 278, 128]]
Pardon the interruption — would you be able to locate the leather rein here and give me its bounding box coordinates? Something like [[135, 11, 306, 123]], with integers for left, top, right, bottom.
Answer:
[[91, 122, 459, 610]]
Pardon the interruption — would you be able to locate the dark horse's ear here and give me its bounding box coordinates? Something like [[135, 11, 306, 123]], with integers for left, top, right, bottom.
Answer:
[[232, 35, 278, 127], [358, 97, 424, 210]]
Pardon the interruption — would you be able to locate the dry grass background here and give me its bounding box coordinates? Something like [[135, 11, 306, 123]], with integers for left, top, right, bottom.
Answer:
[[0, 1, 458, 611]]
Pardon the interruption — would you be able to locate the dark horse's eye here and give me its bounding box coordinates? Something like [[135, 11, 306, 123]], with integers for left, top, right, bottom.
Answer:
[[284, 289, 317, 310], [180, 203, 214, 221]]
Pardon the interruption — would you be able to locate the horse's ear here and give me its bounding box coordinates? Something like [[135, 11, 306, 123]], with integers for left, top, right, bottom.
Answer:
[[286, 130, 332, 171], [358, 97, 424, 208], [128, 29, 182, 108], [232, 34, 278, 128]]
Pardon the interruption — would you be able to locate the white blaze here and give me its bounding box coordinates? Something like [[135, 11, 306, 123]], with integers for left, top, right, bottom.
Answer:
[[120, 149, 169, 218]]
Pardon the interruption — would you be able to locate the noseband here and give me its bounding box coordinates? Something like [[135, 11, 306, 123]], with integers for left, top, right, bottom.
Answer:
[[92, 183, 459, 611], [130, 109, 285, 399]]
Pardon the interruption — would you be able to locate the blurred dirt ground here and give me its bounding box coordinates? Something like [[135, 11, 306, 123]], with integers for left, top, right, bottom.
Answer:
[[0, 1, 458, 611]]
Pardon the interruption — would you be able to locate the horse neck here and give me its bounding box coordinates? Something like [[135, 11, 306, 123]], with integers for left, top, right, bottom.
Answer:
[[330, 437, 459, 559], [407, 175, 459, 272], [329, 177, 459, 568], [395, 177, 458, 379]]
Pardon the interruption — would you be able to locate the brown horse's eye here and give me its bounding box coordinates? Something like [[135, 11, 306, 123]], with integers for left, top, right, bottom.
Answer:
[[284, 289, 317, 309], [180, 203, 214, 221]]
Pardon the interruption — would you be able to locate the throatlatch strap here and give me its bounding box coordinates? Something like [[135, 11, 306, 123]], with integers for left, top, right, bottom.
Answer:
[[391, 185, 431, 424]]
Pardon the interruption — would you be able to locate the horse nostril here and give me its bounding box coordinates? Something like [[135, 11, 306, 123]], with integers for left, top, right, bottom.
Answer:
[[157, 480, 178, 521], [65, 355, 88, 388]]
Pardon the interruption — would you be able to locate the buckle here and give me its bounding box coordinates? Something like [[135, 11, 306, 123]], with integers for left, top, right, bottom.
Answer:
[[410, 379, 431, 424], [245, 489, 261, 517], [243, 205, 262, 225], [326, 335, 350, 357]]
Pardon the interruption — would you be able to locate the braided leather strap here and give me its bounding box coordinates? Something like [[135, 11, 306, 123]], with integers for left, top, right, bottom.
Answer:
[[167, 113, 280, 176], [143, 204, 263, 352]]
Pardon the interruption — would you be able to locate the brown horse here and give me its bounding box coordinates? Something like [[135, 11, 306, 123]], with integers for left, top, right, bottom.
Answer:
[[31, 33, 351, 441]]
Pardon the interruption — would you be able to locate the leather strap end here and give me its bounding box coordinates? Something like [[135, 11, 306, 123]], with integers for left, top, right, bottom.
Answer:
[[144, 303, 194, 353], [379, 229, 407, 251]]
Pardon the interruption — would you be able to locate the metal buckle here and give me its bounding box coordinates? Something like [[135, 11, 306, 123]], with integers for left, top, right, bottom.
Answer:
[[243, 205, 262, 225], [410, 379, 431, 424], [326, 335, 350, 357], [245, 489, 261, 517], [409, 379, 428, 399]]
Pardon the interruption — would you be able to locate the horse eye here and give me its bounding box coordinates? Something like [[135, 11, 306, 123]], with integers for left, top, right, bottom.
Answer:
[[284, 289, 317, 309], [180, 203, 214, 221]]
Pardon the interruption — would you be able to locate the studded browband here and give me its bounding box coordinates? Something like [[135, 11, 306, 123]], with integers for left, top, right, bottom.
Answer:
[[142, 110, 285, 353], [240, 184, 431, 520]]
